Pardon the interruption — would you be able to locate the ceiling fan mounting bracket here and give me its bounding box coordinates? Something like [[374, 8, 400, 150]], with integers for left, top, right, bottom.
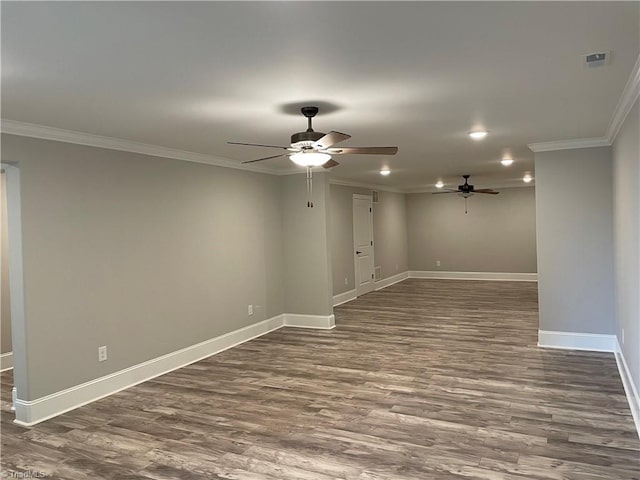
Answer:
[[300, 106, 319, 118], [459, 173, 474, 193], [300, 106, 320, 132]]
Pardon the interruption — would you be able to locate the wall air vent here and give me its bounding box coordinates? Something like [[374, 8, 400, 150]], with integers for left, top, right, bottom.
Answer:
[[374, 266, 382, 281], [372, 190, 379, 203], [583, 51, 610, 68]]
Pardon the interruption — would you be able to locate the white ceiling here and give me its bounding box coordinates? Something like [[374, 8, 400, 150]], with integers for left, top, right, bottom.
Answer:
[[2, 2, 638, 191]]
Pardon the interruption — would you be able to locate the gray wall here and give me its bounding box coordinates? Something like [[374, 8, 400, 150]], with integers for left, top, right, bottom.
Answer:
[[282, 173, 333, 315], [2, 134, 285, 400], [330, 184, 409, 296], [535, 147, 615, 335], [1, 173, 11, 354], [373, 190, 410, 281], [613, 98, 639, 392], [407, 187, 537, 273]]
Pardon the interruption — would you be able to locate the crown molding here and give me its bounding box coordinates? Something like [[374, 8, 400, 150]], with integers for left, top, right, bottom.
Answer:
[[529, 53, 640, 153], [0, 119, 278, 175], [607, 54, 640, 143], [328, 178, 406, 193], [527, 136, 610, 153]]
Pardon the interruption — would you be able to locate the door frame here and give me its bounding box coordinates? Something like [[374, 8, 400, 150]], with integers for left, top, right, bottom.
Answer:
[[1, 162, 26, 419], [352, 194, 375, 297]]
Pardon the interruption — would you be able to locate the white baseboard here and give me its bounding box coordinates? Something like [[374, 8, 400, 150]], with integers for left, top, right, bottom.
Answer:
[[284, 313, 335, 329], [332, 272, 410, 306], [333, 289, 357, 307], [409, 271, 537, 282], [615, 338, 640, 439], [13, 312, 333, 426], [537, 330, 616, 352], [375, 271, 409, 290], [0, 351, 13, 371]]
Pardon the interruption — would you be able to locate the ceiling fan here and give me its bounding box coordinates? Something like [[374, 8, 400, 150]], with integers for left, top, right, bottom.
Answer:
[[228, 106, 398, 207], [433, 174, 499, 213], [229, 106, 398, 168]]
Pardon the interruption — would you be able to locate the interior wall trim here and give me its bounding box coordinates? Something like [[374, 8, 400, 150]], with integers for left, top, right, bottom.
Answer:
[[333, 289, 357, 307], [12, 312, 333, 426], [375, 271, 409, 291], [607, 54, 640, 143], [537, 330, 617, 352], [0, 119, 276, 175], [332, 271, 410, 306], [529, 54, 640, 153], [0, 120, 404, 183], [284, 313, 335, 329], [615, 338, 640, 439], [0, 352, 13, 371], [409, 271, 537, 282], [528, 137, 611, 153]]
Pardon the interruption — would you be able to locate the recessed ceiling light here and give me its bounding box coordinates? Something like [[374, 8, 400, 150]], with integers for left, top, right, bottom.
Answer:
[[468, 130, 488, 140], [380, 168, 391, 176], [523, 173, 533, 183], [435, 180, 444, 188], [501, 158, 514, 166]]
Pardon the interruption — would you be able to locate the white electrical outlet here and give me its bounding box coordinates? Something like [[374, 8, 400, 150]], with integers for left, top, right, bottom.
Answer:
[[622, 328, 625, 344], [98, 345, 108, 362], [344, 277, 348, 285], [248, 305, 254, 316], [436, 260, 441, 267]]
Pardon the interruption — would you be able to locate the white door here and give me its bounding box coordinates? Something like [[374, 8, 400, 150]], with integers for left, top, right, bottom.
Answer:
[[353, 195, 374, 296]]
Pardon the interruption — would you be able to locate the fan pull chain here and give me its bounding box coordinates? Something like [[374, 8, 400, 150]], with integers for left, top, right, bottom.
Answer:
[[464, 197, 468, 214], [306, 167, 314, 208]]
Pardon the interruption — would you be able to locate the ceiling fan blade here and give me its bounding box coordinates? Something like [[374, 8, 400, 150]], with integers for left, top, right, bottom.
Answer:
[[321, 159, 340, 169], [313, 131, 351, 149], [228, 141, 290, 150], [475, 189, 500, 194], [241, 153, 289, 164], [326, 146, 398, 155]]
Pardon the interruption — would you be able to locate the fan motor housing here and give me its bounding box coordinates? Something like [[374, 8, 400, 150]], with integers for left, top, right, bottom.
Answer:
[[291, 130, 324, 147]]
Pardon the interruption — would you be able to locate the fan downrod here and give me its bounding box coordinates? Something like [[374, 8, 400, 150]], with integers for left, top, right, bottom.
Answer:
[[301, 106, 319, 132]]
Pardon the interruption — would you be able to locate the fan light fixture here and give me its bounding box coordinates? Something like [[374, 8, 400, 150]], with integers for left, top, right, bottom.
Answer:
[[523, 173, 533, 183], [468, 130, 488, 140], [435, 181, 444, 188], [289, 151, 331, 167], [501, 158, 514, 166], [380, 168, 391, 176]]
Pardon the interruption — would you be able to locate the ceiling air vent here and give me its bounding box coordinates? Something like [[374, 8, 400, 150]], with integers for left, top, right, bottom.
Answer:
[[583, 51, 610, 68]]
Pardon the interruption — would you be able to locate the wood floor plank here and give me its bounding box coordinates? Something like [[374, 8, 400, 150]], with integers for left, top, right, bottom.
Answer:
[[1, 279, 638, 479]]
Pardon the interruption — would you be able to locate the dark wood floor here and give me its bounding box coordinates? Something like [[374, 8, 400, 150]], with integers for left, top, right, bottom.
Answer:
[[1, 279, 638, 479]]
